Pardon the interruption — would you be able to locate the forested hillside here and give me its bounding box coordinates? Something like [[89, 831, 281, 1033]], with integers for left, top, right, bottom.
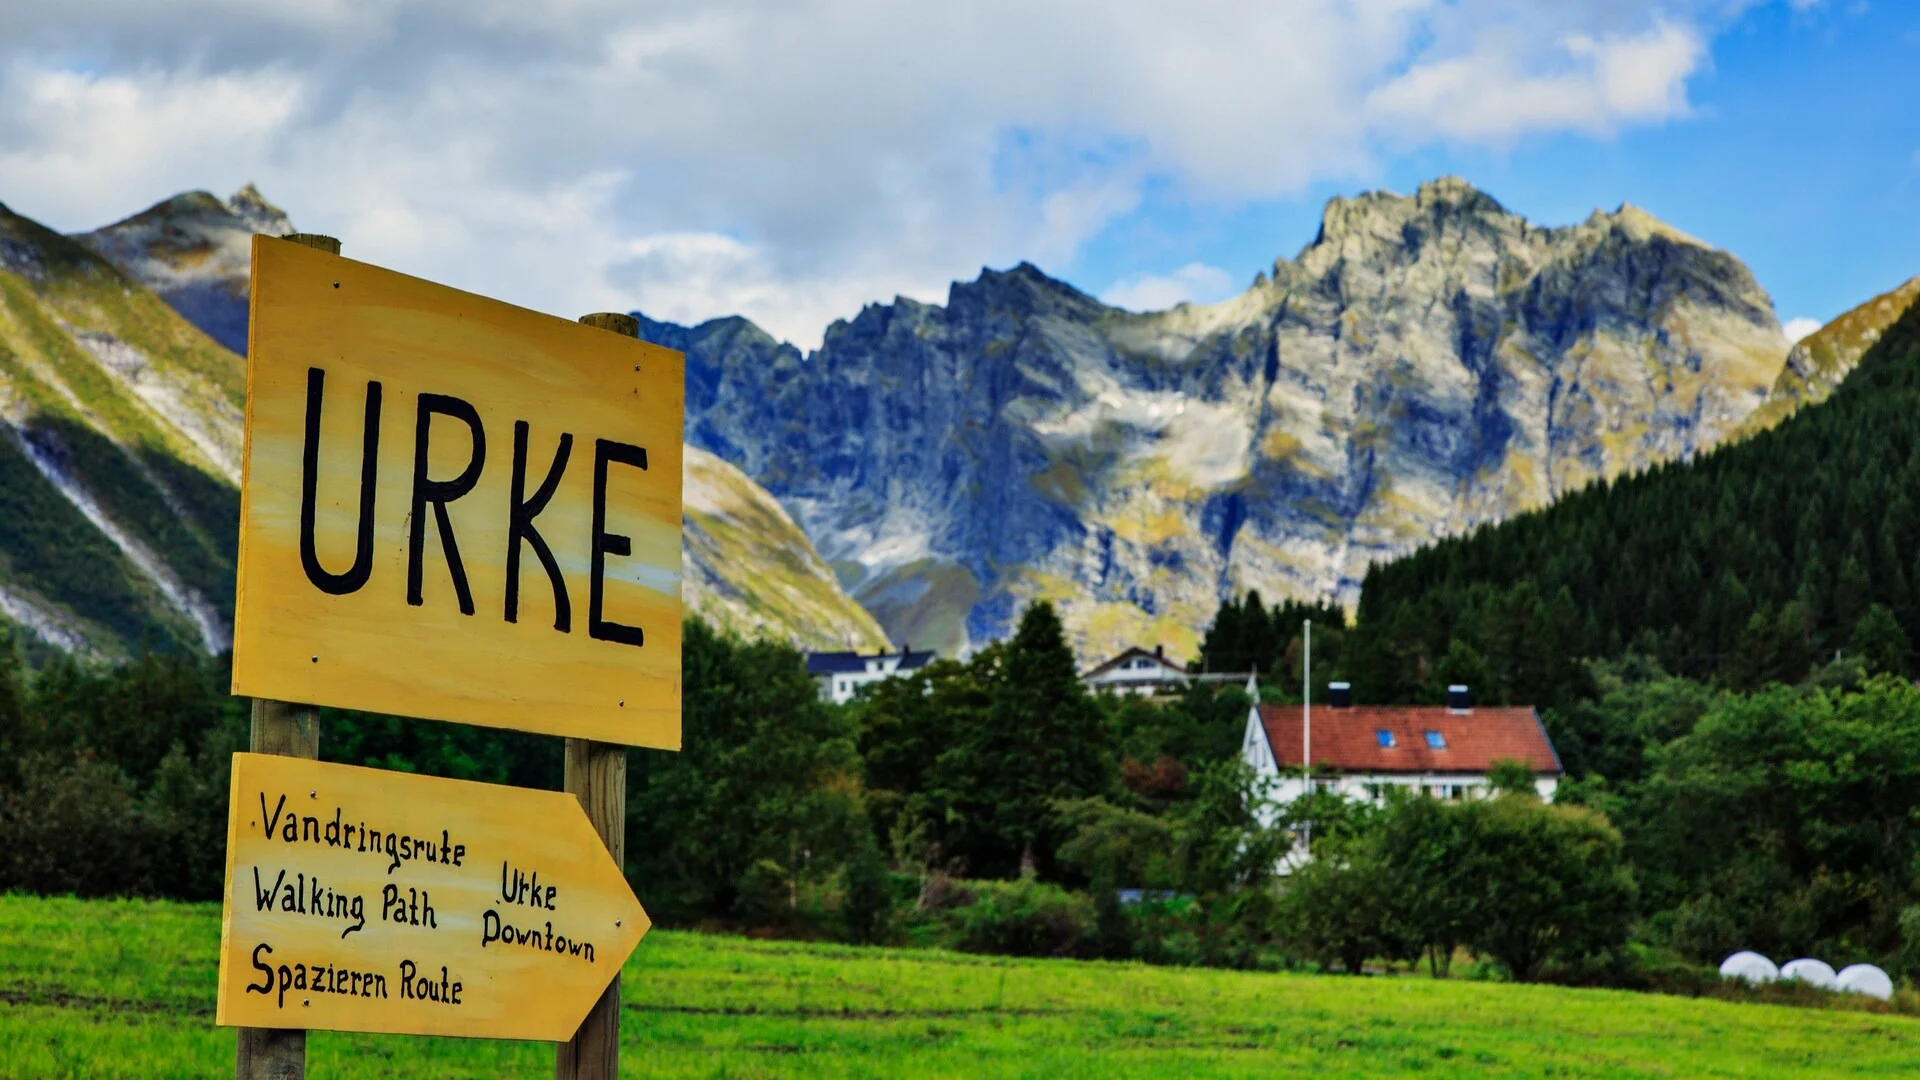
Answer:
[[1347, 296, 1920, 705]]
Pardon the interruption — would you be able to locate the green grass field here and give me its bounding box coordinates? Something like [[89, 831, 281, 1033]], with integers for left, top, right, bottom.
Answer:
[[2, 894, 1917, 1078]]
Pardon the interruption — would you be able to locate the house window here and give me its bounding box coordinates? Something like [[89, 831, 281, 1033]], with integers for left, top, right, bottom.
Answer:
[[1375, 729, 1395, 748], [1424, 730, 1447, 750]]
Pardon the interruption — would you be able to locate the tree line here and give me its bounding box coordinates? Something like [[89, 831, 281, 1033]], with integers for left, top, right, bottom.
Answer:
[[12, 596, 1920, 989]]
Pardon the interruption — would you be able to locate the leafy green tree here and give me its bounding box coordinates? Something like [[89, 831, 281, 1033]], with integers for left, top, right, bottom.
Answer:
[[1544, 659, 1714, 785], [1365, 793, 1480, 976], [1462, 797, 1636, 981], [854, 655, 990, 852], [1632, 677, 1920, 963], [1485, 759, 1536, 797], [1432, 638, 1495, 705], [1282, 829, 1392, 974], [628, 618, 870, 921]]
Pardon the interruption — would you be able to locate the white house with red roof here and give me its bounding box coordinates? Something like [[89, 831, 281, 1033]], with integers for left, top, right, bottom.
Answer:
[[1241, 683, 1563, 809]]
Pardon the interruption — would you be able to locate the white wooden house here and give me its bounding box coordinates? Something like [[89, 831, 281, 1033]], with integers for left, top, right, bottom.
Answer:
[[1241, 683, 1563, 810], [807, 647, 937, 704], [1080, 645, 1190, 697]]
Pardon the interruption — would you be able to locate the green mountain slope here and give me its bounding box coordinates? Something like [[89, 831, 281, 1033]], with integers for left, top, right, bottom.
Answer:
[[0, 193, 888, 659], [1350, 287, 1920, 698], [0, 201, 242, 658], [1738, 274, 1920, 433], [684, 446, 890, 651]]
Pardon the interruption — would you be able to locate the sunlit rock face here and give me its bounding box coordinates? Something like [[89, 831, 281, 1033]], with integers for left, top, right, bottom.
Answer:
[[654, 178, 1790, 663]]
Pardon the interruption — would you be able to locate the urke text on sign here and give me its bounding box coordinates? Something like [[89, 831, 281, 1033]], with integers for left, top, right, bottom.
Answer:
[[231, 237, 685, 748]]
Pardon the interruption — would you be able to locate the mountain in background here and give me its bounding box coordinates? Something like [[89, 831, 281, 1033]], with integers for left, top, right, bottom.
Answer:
[[0, 192, 886, 659], [653, 178, 1792, 663], [78, 186, 294, 356], [684, 444, 889, 651]]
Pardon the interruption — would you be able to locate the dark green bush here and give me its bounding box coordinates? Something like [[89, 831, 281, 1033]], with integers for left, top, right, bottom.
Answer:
[[944, 875, 1098, 958]]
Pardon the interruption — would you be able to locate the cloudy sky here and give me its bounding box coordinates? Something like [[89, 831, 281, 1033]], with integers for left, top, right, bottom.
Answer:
[[0, 1, 1913, 347]]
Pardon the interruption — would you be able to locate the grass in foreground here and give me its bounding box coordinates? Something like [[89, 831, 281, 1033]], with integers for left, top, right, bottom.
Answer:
[[2, 894, 1918, 1078]]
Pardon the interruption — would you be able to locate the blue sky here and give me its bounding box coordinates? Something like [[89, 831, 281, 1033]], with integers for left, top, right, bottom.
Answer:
[[0, 1, 1911, 345], [1069, 2, 1920, 334]]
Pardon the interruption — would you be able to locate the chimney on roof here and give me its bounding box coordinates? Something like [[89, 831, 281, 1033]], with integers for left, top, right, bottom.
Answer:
[[1447, 684, 1470, 713], [1327, 682, 1352, 708], [1154, 644, 1164, 658]]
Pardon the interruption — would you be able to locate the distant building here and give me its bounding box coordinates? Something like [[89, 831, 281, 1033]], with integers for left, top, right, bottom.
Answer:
[[1241, 683, 1563, 807], [1080, 645, 1191, 697], [807, 646, 937, 704]]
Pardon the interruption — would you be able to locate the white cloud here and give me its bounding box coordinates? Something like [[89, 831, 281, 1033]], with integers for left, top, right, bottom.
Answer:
[[0, 1, 1740, 347], [1782, 317, 1822, 344], [1101, 263, 1238, 312]]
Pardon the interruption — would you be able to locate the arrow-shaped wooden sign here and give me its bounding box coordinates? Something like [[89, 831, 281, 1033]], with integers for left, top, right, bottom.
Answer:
[[215, 753, 649, 1041]]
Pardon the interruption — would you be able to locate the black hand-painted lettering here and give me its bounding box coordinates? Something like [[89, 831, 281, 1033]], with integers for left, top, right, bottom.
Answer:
[[589, 438, 648, 647], [247, 943, 274, 996], [407, 393, 486, 614], [299, 367, 381, 595], [259, 792, 286, 840], [505, 421, 573, 631]]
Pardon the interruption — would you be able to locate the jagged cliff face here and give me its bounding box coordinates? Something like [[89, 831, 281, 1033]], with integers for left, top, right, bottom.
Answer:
[[660, 178, 1791, 662], [78, 186, 294, 356], [0, 193, 886, 659]]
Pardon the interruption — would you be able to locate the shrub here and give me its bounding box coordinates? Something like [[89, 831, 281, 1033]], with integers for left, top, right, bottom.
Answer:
[[945, 875, 1098, 959], [0, 752, 160, 896]]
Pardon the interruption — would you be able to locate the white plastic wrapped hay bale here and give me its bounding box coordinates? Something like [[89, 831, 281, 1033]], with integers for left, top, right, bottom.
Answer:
[[1780, 959, 1838, 989], [1719, 952, 1778, 984], [1836, 964, 1894, 1001]]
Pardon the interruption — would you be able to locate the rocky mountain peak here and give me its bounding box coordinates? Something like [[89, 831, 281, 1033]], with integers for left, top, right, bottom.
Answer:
[[224, 183, 294, 236], [76, 186, 299, 355], [665, 177, 1796, 663], [1584, 201, 1707, 249]]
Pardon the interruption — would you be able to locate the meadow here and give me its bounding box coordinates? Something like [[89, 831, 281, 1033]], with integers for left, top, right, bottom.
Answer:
[[3, 895, 1919, 1077]]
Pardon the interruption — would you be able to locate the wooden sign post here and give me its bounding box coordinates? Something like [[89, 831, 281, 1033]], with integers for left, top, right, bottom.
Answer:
[[558, 311, 645, 1079], [227, 238, 685, 1078], [239, 231, 338, 1080]]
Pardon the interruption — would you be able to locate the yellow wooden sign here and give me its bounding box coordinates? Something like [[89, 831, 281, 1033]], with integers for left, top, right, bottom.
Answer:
[[231, 237, 684, 748], [216, 753, 648, 1041]]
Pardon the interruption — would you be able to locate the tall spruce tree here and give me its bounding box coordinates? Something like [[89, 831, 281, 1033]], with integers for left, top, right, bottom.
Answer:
[[954, 601, 1114, 879]]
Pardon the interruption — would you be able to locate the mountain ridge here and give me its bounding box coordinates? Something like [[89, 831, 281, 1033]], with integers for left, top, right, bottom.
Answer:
[[653, 176, 1792, 663]]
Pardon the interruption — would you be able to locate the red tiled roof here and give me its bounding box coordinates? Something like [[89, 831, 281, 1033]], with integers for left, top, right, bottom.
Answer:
[[1254, 704, 1563, 776]]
